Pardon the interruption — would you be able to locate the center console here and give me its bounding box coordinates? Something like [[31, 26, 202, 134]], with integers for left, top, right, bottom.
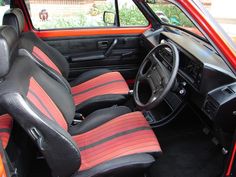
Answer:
[[203, 82, 236, 133]]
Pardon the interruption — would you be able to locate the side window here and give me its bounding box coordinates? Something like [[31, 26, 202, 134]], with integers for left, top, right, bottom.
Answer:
[[0, 0, 10, 25], [119, 1, 149, 26], [147, 0, 204, 38], [24, 0, 149, 30], [25, 0, 116, 30]]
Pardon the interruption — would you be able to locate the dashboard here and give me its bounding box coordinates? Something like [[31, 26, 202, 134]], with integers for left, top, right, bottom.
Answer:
[[142, 28, 236, 132], [157, 40, 203, 90], [143, 29, 235, 95]]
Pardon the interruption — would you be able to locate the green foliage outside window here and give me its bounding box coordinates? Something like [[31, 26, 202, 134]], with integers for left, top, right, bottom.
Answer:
[[32, 2, 149, 29], [149, 4, 195, 27], [119, 3, 149, 26]]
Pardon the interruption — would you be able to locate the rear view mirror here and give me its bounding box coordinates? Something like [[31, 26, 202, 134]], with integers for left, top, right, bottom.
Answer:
[[103, 11, 116, 26]]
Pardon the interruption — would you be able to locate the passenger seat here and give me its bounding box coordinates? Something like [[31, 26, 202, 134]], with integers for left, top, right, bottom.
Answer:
[[3, 8, 130, 114]]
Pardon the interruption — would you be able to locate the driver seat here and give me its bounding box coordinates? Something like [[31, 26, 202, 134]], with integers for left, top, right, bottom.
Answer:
[[3, 8, 130, 114], [0, 26, 161, 177]]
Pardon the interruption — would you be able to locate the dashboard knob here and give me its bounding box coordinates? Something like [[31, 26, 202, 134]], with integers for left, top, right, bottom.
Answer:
[[181, 82, 187, 87], [179, 88, 186, 96]]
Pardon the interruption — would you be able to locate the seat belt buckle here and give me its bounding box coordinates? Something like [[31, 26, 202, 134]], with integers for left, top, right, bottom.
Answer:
[[76, 113, 85, 120], [72, 113, 85, 126]]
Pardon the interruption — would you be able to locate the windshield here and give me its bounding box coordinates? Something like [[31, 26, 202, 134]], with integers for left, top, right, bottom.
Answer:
[[146, 0, 205, 38]]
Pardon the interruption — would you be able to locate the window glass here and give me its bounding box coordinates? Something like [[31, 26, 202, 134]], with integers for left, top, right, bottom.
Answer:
[[0, 0, 10, 25], [25, 0, 116, 29], [200, 0, 236, 44], [147, 0, 204, 38], [25, 0, 149, 30], [119, 0, 149, 26]]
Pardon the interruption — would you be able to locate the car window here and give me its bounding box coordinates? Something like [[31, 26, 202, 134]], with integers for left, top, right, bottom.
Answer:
[[0, 0, 10, 25], [119, 0, 149, 26], [24, 0, 149, 30], [147, 0, 204, 38], [25, 0, 116, 29], [201, 1, 236, 45]]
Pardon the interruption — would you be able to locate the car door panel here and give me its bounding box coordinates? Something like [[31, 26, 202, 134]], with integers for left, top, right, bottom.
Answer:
[[43, 35, 148, 80]]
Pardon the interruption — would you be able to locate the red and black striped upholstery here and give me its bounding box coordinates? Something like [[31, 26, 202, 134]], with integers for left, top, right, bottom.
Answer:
[[71, 72, 129, 106], [32, 46, 62, 75], [0, 26, 162, 177], [73, 112, 161, 172], [3, 8, 130, 114], [26, 77, 68, 131], [0, 114, 13, 149]]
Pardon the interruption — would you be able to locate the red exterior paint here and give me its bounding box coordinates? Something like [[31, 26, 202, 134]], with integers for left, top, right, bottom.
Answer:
[[34, 26, 151, 38], [177, 0, 236, 69], [226, 142, 236, 176]]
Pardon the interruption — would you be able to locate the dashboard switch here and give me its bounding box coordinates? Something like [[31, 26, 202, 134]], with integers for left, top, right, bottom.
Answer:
[[179, 88, 186, 95]]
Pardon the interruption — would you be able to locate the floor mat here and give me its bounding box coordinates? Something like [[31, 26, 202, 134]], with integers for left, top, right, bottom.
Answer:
[[149, 108, 226, 177]]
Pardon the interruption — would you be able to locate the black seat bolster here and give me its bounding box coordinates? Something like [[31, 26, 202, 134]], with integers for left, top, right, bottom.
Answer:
[[0, 93, 81, 177], [74, 154, 155, 177], [0, 26, 18, 78], [69, 69, 111, 87], [69, 106, 131, 135], [75, 94, 128, 116]]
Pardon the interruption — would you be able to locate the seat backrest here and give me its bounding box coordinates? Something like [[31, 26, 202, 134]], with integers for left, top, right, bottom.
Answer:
[[3, 8, 70, 79], [0, 26, 81, 177]]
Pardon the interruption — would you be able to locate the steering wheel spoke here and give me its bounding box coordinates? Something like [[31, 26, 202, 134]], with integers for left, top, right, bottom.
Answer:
[[134, 42, 179, 110]]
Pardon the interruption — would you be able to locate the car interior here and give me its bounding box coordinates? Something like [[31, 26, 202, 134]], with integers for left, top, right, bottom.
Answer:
[[0, 0, 235, 177]]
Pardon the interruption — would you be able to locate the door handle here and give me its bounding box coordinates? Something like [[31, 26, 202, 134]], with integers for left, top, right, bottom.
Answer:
[[98, 41, 109, 49], [104, 39, 118, 57]]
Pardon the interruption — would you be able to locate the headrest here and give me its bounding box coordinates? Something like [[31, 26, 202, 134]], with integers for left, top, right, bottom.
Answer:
[[0, 26, 18, 78], [3, 8, 24, 37]]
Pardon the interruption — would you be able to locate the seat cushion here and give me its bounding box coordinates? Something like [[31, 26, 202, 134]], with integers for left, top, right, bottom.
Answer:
[[69, 69, 111, 87], [73, 111, 161, 173], [75, 154, 156, 177], [71, 71, 130, 113], [69, 106, 131, 135]]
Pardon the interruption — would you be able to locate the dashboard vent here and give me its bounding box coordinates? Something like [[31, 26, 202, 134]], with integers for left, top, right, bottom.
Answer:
[[204, 97, 219, 119], [223, 87, 234, 95]]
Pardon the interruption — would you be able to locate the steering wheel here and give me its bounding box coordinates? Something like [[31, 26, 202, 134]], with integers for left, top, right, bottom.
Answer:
[[134, 42, 179, 110]]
